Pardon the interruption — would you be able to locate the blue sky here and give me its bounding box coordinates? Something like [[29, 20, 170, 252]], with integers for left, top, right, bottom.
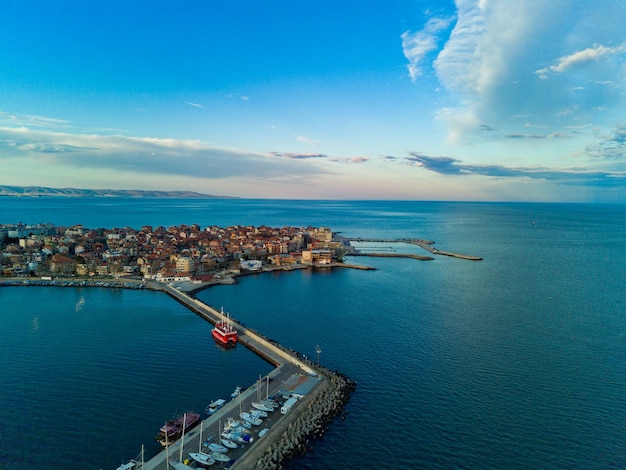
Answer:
[[1, 0, 625, 201]]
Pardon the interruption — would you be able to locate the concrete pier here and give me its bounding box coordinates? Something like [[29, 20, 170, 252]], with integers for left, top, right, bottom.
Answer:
[[345, 237, 483, 261], [132, 285, 355, 470]]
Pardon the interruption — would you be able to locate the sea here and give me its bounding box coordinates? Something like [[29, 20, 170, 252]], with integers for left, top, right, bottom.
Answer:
[[1, 198, 625, 470]]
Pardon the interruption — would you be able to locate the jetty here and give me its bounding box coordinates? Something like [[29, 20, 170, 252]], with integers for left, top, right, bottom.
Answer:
[[344, 237, 483, 261], [131, 284, 355, 470]]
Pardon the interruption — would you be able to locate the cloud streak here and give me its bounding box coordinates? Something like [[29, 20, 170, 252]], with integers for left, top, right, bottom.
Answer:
[[0, 127, 330, 180], [406, 152, 626, 185], [401, 14, 454, 80], [536, 43, 626, 78]]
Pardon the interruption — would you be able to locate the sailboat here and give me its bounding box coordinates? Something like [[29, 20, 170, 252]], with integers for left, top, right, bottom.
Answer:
[[189, 421, 216, 466], [252, 374, 274, 412], [116, 445, 144, 470], [208, 420, 228, 453]]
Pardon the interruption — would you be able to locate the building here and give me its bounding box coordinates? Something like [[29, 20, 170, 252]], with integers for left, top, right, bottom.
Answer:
[[49, 254, 77, 275]]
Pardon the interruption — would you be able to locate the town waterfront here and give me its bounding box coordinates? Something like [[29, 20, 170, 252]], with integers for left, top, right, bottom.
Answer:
[[1, 198, 625, 469]]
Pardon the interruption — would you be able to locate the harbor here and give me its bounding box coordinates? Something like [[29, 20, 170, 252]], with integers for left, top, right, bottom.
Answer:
[[121, 284, 355, 470]]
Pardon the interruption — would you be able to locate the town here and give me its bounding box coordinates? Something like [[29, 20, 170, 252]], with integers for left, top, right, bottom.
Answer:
[[0, 223, 348, 280]]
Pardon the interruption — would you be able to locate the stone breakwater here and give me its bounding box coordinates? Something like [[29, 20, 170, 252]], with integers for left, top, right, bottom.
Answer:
[[0, 277, 151, 290], [233, 368, 357, 470]]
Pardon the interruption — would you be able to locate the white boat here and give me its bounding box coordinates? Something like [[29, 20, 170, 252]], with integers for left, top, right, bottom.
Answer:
[[116, 463, 136, 470], [258, 428, 269, 438], [221, 438, 238, 449], [208, 441, 227, 453], [211, 451, 230, 463], [248, 408, 268, 418], [205, 398, 226, 415], [252, 401, 274, 412], [169, 463, 195, 470], [230, 385, 242, 398], [240, 412, 262, 426], [222, 430, 253, 444], [189, 452, 215, 466]]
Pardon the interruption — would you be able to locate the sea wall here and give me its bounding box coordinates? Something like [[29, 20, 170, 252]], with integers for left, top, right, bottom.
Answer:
[[232, 367, 356, 470]]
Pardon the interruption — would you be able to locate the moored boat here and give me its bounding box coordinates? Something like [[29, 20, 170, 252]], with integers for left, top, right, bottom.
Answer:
[[208, 442, 228, 453], [221, 437, 238, 449], [205, 398, 226, 415], [230, 385, 242, 398], [212, 307, 238, 346], [248, 408, 268, 418], [240, 412, 262, 426], [252, 401, 274, 413], [189, 452, 215, 466], [211, 451, 230, 463], [157, 412, 201, 446]]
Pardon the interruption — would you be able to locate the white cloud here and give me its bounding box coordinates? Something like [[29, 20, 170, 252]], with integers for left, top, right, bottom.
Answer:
[[401, 14, 454, 81], [0, 126, 330, 180], [422, 0, 626, 147], [536, 43, 626, 78], [296, 135, 318, 145]]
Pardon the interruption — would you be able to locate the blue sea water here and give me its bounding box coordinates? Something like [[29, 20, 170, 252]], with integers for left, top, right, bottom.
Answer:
[[1, 198, 625, 469]]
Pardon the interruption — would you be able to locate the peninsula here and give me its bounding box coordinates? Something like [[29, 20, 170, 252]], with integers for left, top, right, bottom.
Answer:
[[0, 223, 481, 282]]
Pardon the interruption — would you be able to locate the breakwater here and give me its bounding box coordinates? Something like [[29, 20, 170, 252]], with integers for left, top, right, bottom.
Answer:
[[345, 237, 483, 261], [0, 277, 152, 289], [233, 368, 357, 470]]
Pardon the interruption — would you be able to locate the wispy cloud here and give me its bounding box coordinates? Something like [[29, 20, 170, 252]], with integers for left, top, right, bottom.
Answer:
[[419, 0, 626, 147], [296, 135, 318, 145], [406, 152, 626, 185], [186, 101, 203, 108], [580, 124, 626, 160], [329, 156, 369, 164], [401, 14, 454, 80], [270, 152, 328, 160], [0, 127, 329, 179], [0, 111, 71, 129], [536, 43, 626, 79]]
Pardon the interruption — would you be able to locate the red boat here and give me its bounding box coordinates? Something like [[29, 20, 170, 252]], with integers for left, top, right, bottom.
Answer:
[[212, 307, 238, 346], [157, 412, 201, 446]]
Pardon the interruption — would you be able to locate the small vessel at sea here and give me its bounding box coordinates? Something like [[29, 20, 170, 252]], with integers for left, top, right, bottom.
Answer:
[[212, 307, 238, 346], [157, 412, 201, 446], [205, 398, 226, 415]]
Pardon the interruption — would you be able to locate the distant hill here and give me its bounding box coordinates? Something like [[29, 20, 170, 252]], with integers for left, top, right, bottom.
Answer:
[[0, 185, 235, 198]]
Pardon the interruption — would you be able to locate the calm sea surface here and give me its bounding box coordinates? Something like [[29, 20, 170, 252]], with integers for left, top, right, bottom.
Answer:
[[1, 198, 625, 469]]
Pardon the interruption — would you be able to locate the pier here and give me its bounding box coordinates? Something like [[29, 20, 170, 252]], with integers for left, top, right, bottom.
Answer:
[[131, 285, 354, 470], [344, 237, 483, 261]]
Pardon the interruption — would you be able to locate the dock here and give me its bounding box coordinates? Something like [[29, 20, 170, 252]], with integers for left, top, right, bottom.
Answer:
[[130, 285, 355, 470], [344, 237, 483, 261]]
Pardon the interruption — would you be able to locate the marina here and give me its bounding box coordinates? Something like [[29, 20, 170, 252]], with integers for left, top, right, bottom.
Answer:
[[121, 284, 354, 470]]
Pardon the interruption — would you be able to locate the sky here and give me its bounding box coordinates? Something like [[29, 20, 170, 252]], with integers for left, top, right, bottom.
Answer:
[[1, 0, 625, 202]]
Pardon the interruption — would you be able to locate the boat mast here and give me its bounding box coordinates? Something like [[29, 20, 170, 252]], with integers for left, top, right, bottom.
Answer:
[[198, 420, 203, 453], [179, 413, 187, 463]]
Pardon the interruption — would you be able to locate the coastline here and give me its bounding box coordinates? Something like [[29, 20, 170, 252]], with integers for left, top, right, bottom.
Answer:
[[0, 261, 377, 293]]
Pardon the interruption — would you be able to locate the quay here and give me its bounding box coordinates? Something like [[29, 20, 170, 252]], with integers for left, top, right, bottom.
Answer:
[[132, 285, 355, 470], [344, 237, 483, 261]]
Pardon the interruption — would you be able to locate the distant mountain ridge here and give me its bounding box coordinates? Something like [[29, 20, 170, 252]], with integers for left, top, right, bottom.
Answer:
[[0, 185, 234, 198]]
